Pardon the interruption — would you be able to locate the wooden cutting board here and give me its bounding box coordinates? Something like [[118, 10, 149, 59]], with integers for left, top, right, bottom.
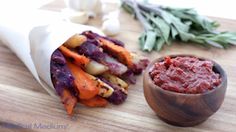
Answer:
[[0, 0, 236, 131]]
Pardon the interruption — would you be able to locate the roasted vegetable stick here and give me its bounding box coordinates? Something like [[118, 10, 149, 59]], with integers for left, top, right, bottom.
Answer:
[[87, 74, 114, 98], [67, 61, 99, 99], [61, 88, 78, 115], [99, 76, 128, 104], [64, 34, 87, 48], [78, 42, 128, 75], [98, 38, 133, 68], [97, 79, 114, 98], [51, 50, 77, 115], [130, 53, 150, 74], [80, 96, 108, 107], [102, 73, 129, 89], [85, 60, 109, 75], [59, 46, 90, 66]]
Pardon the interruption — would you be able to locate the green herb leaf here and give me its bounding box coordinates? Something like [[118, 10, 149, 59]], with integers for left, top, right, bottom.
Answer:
[[170, 26, 178, 39], [142, 12, 170, 44], [139, 32, 146, 49], [155, 37, 165, 51], [164, 7, 219, 32], [143, 30, 157, 51], [151, 15, 170, 44], [160, 10, 190, 33], [121, 0, 236, 52]]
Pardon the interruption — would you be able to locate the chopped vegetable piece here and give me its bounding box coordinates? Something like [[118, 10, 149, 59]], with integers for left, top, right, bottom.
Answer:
[[77, 41, 105, 61], [78, 42, 128, 75], [86, 74, 114, 98], [108, 88, 127, 105], [121, 70, 136, 84], [103, 55, 128, 75], [101, 73, 128, 89], [85, 60, 109, 75], [51, 50, 75, 95], [80, 96, 108, 107], [61, 88, 78, 115], [131, 53, 150, 74], [82, 31, 99, 39], [67, 61, 99, 99], [98, 38, 133, 68], [64, 34, 87, 48], [51, 50, 77, 115], [59, 45, 90, 66], [99, 77, 128, 104], [102, 36, 125, 47], [82, 31, 125, 47], [98, 81, 114, 98]]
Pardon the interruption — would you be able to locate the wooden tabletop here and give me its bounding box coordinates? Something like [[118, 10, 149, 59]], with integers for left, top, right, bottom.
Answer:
[[1, 0, 236, 131]]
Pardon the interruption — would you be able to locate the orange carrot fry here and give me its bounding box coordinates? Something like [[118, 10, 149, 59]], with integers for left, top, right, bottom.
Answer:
[[61, 88, 77, 115], [80, 96, 108, 107], [59, 45, 90, 66], [67, 61, 99, 100], [98, 38, 133, 68]]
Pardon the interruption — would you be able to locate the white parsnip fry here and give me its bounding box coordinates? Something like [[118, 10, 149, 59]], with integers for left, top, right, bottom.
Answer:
[[64, 34, 87, 48], [85, 60, 109, 75]]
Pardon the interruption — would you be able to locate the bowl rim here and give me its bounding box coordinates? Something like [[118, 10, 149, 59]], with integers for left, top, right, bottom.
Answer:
[[145, 54, 227, 96]]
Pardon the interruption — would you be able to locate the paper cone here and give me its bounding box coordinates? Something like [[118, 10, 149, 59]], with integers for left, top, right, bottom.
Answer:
[[0, 10, 104, 97]]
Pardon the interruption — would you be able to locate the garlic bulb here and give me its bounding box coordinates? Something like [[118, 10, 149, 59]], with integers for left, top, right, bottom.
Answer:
[[102, 19, 120, 36], [64, 0, 102, 17], [102, 10, 120, 36]]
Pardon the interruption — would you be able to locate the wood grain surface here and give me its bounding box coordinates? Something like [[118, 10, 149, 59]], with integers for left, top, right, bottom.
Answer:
[[1, 0, 236, 131]]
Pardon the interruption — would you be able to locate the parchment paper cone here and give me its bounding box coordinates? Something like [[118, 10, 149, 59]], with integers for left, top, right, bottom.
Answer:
[[0, 11, 104, 97]]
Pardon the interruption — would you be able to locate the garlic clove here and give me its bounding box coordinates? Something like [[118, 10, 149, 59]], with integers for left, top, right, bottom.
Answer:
[[102, 10, 120, 21], [64, 0, 102, 18], [62, 9, 89, 24], [69, 12, 89, 24], [102, 18, 120, 36]]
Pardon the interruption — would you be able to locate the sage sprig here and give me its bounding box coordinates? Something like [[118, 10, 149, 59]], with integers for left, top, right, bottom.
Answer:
[[121, 0, 236, 51]]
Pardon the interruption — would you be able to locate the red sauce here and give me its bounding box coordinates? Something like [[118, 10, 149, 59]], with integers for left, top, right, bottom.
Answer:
[[150, 56, 221, 94]]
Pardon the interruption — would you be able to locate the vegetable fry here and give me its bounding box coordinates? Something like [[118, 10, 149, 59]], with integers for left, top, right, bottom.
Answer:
[[59, 45, 90, 66], [98, 38, 133, 68], [85, 60, 109, 75], [130, 53, 149, 74], [78, 42, 128, 75], [64, 34, 87, 48], [103, 55, 128, 75], [101, 73, 128, 89], [51, 50, 77, 115], [67, 61, 99, 99], [99, 76, 128, 104], [97, 79, 114, 98], [80, 96, 108, 107], [87, 74, 114, 98], [51, 30, 149, 115], [61, 88, 77, 115]]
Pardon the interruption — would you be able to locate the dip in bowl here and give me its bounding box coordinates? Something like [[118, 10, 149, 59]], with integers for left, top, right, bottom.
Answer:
[[143, 55, 227, 127]]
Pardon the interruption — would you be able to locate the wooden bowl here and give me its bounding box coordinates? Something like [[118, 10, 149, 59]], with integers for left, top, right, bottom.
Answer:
[[143, 55, 227, 127]]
